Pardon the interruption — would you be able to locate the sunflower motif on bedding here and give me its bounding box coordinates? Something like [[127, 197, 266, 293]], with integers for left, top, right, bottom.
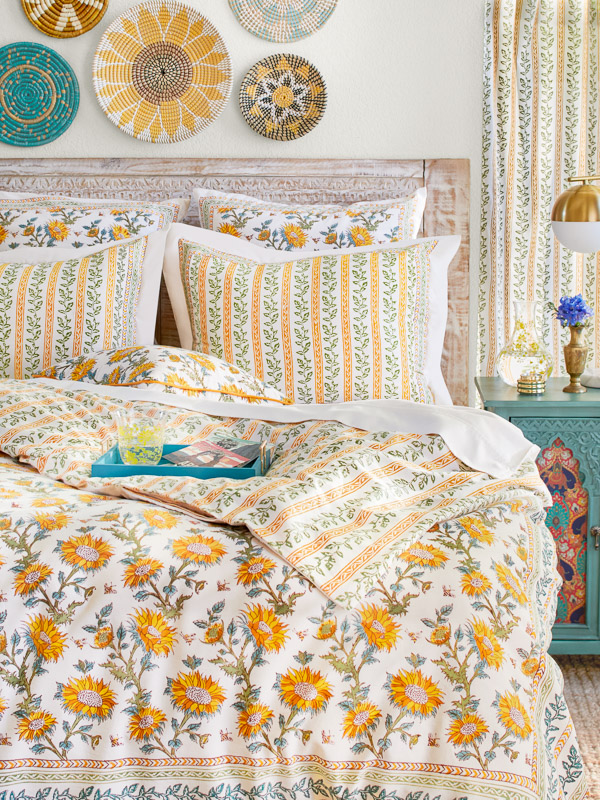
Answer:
[[35, 345, 292, 404], [194, 187, 427, 250], [0, 196, 186, 249]]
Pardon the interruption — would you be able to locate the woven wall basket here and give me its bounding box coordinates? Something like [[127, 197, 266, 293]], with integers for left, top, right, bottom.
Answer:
[[21, 0, 108, 39], [0, 42, 79, 147], [93, 0, 233, 143], [229, 0, 338, 42], [239, 54, 326, 140]]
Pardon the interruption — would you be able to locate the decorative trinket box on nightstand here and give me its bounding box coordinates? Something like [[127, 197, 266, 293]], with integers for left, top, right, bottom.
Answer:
[[476, 376, 600, 654]]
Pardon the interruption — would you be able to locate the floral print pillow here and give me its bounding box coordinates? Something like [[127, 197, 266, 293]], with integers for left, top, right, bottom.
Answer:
[[35, 345, 291, 405], [193, 187, 426, 251], [0, 195, 188, 250]]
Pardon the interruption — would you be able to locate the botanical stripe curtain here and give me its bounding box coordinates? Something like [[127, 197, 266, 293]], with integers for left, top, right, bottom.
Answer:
[[479, 0, 600, 377]]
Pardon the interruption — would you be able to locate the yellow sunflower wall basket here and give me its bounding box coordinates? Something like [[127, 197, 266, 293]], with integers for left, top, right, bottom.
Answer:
[[92, 0, 233, 143]]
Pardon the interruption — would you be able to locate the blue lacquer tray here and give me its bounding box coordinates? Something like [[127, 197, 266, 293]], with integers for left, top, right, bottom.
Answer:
[[91, 444, 271, 480]]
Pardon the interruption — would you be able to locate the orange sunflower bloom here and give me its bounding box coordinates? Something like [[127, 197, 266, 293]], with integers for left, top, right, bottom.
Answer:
[[219, 223, 241, 237], [342, 701, 381, 738], [497, 692, 532, 739], [359, 604, 400, 650], [521, 657, 539, 676], [112, 225, 129, 240], [0, 633, 6, 653], [204, 620, 224, 643], [0, 695, 7, 716], [258, 229, 271, 241], [123, 557, 163, 588], [246, 605, 288, 652], [0, 226, 7, 244], [61, 533, 113, 571], [31, 497, 66, 508], [46, 221, 69, 241], [94, 626, 113, 649], [399, 543, 448, 569], [70, 359, 96, 382], [17, 710, 57, 741], [447, 713, 488, 746], [461, 570, 492, 597], [61, 675, 116, 719], [237, 556, 276, 585], [315, 619, 337, 640], [282, 223, 307, 248], [143, 509, 179, 529], [279, 666, 332, 713], [460, 516, 494, 544], [388, 669, 443, 717], [495, 563, 527, 604], [35, 512, 70, 530], [128, 706, 167, 741], [173, 533, 226, 564], [349, 226, 373, 247], [14, 562, 52, 595], [471, 619, 504, 669], [27, 614, 67, 662], [133, 608, 177, 656], [430, 625, 451, 646], [170, 671, 225, 716], [237, 703, 273, 738]]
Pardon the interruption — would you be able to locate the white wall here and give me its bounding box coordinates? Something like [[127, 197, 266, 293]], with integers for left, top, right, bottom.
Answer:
[[2, 0, 485, 399]]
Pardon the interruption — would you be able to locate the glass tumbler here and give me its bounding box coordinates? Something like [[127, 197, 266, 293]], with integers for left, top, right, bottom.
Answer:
[[113, 410, 166, 466]]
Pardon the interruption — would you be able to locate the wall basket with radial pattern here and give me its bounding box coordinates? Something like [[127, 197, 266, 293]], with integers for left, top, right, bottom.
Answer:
[[239, 54, 326, 140], [93, 0, 232, 143], [0, 42, 79, 147], [228, 0, 338, 42], [21, 0, 109, 38]]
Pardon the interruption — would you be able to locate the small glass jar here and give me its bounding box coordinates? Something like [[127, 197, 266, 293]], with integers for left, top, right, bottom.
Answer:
[[113, 410, 166, 466], [496, 300, 553, 386]]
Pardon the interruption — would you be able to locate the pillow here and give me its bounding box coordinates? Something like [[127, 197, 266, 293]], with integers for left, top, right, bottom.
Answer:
[[162, 224, 460, 405], [193, 186, 426, 250], [0, 232, 167, 380], [35, 345, 291, 405], [0, 192, 188, 250]]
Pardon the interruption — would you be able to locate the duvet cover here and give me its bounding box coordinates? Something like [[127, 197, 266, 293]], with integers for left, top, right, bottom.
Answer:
[[0, 378, 588, 800]]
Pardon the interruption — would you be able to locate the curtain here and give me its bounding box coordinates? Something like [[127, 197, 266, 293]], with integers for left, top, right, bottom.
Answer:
[[479, 0, 600, 377]]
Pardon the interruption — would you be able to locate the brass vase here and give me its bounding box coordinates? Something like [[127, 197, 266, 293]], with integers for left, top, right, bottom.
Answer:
[[563, 325, 589, 393]]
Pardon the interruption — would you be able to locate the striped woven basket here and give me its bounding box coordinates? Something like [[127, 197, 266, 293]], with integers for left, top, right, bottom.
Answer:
[[93, 0, 232, 143], [21, 0, 108, 39], [229, 0, 338, 42]]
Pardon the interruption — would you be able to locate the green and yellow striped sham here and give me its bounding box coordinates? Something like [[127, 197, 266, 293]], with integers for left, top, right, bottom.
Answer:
[[0, 235, 156, 380], [166, 230, 459, 405]]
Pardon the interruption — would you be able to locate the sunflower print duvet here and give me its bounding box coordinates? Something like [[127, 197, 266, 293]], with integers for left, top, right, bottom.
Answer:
[[0, 379, 587, 800]]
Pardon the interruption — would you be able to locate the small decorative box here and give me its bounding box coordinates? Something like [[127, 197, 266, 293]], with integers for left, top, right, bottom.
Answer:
[[91, 444, 271, 479], [517, 371, 546, 395]]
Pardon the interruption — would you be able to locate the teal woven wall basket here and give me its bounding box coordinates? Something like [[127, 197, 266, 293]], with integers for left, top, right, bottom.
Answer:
[[0, 42, 79, 147]]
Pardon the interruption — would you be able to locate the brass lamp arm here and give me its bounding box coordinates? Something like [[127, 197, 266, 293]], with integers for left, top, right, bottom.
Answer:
[[568, 175, 600, 184]]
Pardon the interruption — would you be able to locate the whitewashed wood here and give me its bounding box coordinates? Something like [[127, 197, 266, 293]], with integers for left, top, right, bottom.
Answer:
[[0, 157, 469, 404]]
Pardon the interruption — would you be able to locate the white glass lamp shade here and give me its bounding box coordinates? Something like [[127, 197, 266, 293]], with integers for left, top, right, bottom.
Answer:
[[552, 181, 600, 253], [551, 221, 600, 253]]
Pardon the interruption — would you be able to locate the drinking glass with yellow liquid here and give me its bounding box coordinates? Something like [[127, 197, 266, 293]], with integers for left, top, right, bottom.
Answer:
[[114, 410, 166, 466]]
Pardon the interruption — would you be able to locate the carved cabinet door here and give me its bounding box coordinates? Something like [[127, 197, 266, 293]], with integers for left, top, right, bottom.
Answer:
[[511, 417, 600, 654]]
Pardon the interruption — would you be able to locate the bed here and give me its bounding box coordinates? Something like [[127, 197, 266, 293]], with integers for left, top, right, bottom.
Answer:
[[0, 158, 588, 800]]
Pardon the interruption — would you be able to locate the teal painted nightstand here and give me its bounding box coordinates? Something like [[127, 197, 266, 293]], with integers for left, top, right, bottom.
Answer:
[[475, 376, 600, 655]]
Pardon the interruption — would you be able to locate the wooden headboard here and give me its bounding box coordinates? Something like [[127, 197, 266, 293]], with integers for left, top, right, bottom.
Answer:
[[0, 157, 470, 405]]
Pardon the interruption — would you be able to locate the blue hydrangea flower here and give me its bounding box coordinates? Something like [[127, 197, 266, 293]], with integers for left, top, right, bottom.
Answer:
[[554, 294, 593, 327]]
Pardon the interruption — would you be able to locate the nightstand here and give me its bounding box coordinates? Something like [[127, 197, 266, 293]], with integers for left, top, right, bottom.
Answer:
[[475, 376, 600, 655]]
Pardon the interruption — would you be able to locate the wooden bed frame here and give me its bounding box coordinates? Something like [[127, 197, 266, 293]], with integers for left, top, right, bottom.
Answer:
[[0, 158, 470, 405]]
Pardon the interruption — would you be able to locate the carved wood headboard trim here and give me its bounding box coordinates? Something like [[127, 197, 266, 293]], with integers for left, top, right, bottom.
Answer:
[[0, 157, 469, 405]]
